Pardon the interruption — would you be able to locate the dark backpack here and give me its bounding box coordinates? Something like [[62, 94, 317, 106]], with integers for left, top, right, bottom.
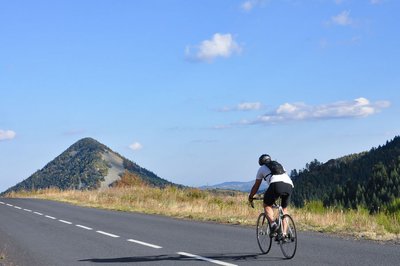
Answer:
[[263, 160, 285, 181]]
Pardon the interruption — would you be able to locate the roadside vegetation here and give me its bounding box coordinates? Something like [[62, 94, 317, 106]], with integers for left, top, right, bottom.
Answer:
[[6, 172, 399, 243]]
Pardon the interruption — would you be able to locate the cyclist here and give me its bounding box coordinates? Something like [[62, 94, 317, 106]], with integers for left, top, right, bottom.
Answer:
[[248, 154, 294, 234]]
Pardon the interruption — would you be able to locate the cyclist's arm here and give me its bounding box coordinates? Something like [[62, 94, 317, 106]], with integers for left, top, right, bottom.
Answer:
[[249, 179, 262, 200]]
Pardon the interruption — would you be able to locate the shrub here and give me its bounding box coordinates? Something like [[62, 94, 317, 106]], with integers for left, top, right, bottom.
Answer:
[[386, 198, 400, 217], [303, 200, 325, 214], [186, 188, 207, 200], [376, 213, 400, 234]]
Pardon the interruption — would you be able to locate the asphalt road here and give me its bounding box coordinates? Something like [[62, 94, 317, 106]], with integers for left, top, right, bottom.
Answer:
[[0, 198, 399, 266]]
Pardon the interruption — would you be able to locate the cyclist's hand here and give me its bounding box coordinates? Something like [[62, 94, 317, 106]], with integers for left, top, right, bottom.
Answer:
[[248, 197, 254, 208]]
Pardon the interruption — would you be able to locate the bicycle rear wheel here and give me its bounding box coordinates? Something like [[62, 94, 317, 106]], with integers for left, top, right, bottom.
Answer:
[[256, 213, 272, 254], [279, 214, 297, 259]]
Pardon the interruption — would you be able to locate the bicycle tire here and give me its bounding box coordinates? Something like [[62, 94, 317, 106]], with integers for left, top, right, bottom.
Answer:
[[279, 214, 297, 259], [256, 212, 272, 254]]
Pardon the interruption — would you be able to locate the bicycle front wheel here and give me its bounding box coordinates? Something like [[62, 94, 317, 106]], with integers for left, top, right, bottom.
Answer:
[[256, 213, 272, 254], [279, 214, 297, 259]]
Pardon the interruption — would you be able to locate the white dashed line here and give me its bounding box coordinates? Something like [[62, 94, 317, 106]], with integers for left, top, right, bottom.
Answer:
[[76, 225, 93, 230], [127, 239, 162, 249], [4, 200, 235, 264], [177, 252, 237, 266], [59, 220, 72, 225], [96, 231, 120, 238]]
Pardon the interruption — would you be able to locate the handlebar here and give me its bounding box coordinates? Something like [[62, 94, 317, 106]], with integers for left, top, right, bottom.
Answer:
[[249, 196, 263, 208], [249, 196, 280, 209], [251, 197, 264, 201]]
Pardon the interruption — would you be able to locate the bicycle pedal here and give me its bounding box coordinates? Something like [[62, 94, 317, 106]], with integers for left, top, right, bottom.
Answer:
[[275, 234, 284, 241]]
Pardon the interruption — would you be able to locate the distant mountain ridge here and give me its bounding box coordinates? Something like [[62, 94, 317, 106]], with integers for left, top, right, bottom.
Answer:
[[200, 180, 266, 192], [2, 138, 173, 194]]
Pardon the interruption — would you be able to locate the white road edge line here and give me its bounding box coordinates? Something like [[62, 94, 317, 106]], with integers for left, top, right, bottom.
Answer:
[[177, 252, 238, 266], [45, 215, 57, 220], [23, 209, 32, 212], [76, 225, 93, 230], [33, 212, 43, 216], [127, 239, 162, 249], [59, 220, 72, 225], [96, 231, 120, 238]]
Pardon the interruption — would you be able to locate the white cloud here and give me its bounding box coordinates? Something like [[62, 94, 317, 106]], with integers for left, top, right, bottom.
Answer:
[[219, 98, 390, 127], [241, 0, 265, 11], [213, 124, 232, 130], [186, 33, 242, 62], [238, 102, 263, 111], [129, 142, 143, 151], [241, 1, 255, 11], [0, 129, 16, 141], [331, 10, 353, 26], [219, 102, 263, 112]]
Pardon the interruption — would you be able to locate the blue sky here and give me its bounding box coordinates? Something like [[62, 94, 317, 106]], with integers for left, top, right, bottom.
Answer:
[[1, 0, 399, 192]]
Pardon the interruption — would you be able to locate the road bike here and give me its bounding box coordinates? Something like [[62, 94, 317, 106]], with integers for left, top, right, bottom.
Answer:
[[251, 196, 297, 259]]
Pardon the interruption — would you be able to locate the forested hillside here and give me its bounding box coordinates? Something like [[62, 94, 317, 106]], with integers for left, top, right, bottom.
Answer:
[[2, 138, 173, 194], [291, 136, 400, 213]]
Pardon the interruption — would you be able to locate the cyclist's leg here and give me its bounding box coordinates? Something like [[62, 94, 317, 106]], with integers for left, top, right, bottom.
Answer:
[[281, 194, 289, 236], [263, 183, 277, 223], [276, 183, 293, 236], [264, 204, 274, 223]]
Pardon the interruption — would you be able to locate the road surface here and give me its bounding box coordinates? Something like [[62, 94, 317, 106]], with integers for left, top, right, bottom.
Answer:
[[0, 198, 398, 265]]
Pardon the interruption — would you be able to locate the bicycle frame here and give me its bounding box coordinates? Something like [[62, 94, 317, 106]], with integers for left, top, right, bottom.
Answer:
[[252, 197, 284, 229], [272, 204, 284, 235]]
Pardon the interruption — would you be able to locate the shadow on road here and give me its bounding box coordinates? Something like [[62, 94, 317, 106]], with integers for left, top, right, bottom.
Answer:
[[79, 252, 285, 263]]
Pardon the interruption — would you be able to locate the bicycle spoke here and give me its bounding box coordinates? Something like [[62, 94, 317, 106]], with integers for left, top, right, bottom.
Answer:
[[256, 213, 272, 254], [279, 214, 297, 259]]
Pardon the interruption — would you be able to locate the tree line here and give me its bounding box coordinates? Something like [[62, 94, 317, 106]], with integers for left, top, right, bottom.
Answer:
[[291, 136, 400, 214]]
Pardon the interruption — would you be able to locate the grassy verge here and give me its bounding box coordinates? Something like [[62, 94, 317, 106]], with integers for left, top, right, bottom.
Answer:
[[297, 201, 399, 241], [5, 176, 399, 243]]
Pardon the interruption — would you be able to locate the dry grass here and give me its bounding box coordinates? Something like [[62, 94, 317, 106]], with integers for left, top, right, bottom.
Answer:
[[7, 185, 255, 224], [293, 206, 399, 241], [6, 173, 399, 242]]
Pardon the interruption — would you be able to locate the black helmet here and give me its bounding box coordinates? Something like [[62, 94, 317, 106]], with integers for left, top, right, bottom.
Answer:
[[259, 154, 271, 166]]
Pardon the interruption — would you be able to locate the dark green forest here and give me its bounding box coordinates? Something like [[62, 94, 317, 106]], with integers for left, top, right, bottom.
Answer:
[[291, 136, 400, 213]]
